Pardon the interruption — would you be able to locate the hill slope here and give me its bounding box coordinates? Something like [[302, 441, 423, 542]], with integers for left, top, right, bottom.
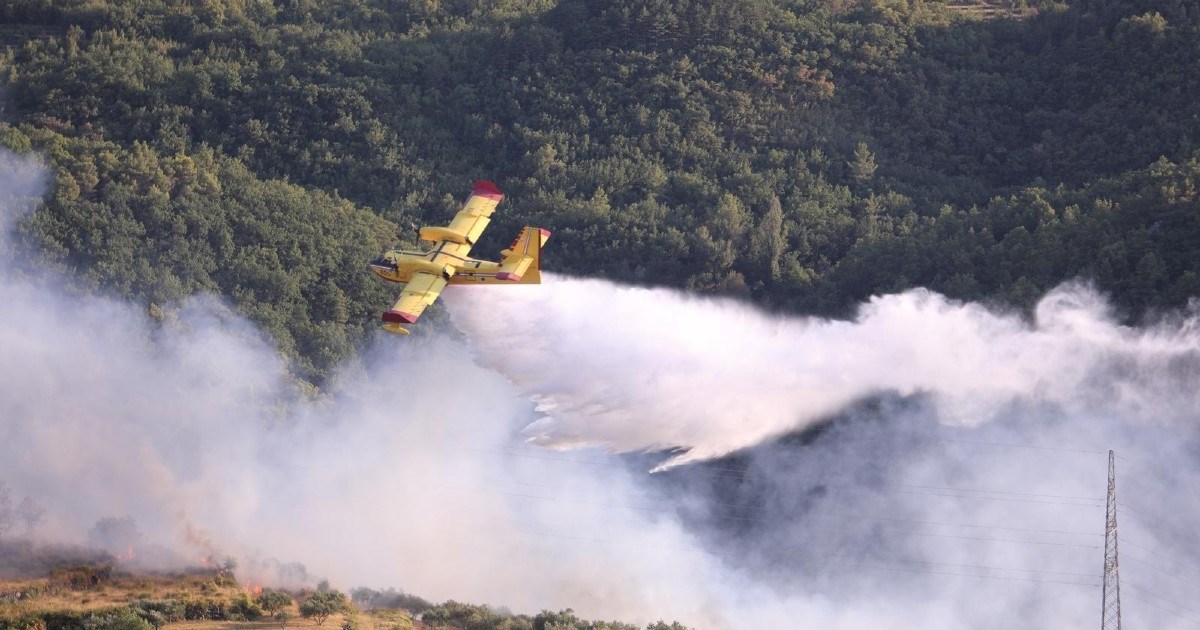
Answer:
[[1, 0, 1197, 375]]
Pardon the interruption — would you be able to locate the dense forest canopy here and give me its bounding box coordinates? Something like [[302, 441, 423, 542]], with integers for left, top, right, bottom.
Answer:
[[1, 0, 1197, 380]]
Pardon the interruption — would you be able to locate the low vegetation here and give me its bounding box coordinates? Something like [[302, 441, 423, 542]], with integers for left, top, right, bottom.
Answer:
[[1, 564, 250, 629], [0, 557, 692, 630]]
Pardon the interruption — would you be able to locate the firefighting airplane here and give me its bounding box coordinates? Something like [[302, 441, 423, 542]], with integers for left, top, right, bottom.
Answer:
[[368, 180, 549, 334]]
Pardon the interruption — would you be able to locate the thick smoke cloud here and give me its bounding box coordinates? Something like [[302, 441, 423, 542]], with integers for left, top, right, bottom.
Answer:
[[0, 151, 726, 623], [446, 276, 1200, 468], [446, 276, 1200, 628], [3, 146, 1200, 628]]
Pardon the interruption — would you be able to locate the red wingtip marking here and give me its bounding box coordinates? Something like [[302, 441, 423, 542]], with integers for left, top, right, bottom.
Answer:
[[382, 310, 419, 324], [472, 180, 504, 201], [539, 228, 552, 240], [496, 272, 521, 281]]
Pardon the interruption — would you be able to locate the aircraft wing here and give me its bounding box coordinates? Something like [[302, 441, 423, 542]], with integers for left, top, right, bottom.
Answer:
[[418, 181, 504, 249], [448, 180, 503, 245], [381, 272, 448, 334]]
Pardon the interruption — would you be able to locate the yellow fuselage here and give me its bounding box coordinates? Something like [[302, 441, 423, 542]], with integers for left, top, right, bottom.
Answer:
[[368, 245, 505, 285]]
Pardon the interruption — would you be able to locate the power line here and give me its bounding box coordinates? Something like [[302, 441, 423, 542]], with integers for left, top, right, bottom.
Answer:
[[477, 435, 1120, 483], [835, 561, 1098, 588], [1118, 537, 1200, 583], [890, 487, 1102, 507], [482, 474, 1103, 539], [469, 445, 1107, 508], [811, 550, 1099, 587], [888, 482, 1102, 503], [936, 437, 1115, 457], [1123, 538, 1190, 569], [499, 525, 1100, 588], [465, 432, 1121, 512], [441, 482, 1102, 551], [813, 511, 1100, 539], [1122, 581, 1200, 626], [1117, 507, 1200, 587], [877, 555, 1096, 579], [1122, 591, 1200, 627], [1123, 550, 1200, 591], [478, 428, 1123, 469], [1119, 505, 1200, 549], [896, 527, 1098, 549]]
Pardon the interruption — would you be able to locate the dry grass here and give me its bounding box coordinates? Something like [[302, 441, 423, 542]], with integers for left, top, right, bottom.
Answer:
[[2, 571, 418, 630], [162, 612, 407, 630], [164, 620, 292, 630], [1, 570, 242, 622], [160, 610, 420, 630], [163, 611, 343, 630], [362, 608, 417, 630]]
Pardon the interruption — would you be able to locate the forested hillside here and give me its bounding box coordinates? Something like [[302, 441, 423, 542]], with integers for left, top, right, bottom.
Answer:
[[1, 0, 1197, 379]]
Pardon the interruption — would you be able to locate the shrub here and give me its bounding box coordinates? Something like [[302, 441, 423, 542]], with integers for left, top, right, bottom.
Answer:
[[129, 600, 185, 628], [229, 592, 264, 620], [48, 564, 112, 590], [81, 609, 152, 630]]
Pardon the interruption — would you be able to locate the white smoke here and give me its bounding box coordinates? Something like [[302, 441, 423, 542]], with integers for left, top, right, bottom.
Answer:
[[0, 149, 730, 626], [445, 276, 1200, 468], [3, 146, 1200, 628], [444, 275, 1200, 629]]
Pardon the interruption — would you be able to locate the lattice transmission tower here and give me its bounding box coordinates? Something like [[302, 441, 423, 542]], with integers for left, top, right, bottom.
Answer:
[[1101, 449, 1121, 630]]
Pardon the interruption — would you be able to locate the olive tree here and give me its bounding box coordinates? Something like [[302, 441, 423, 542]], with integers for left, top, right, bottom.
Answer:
[[300, 591, 349, 626]]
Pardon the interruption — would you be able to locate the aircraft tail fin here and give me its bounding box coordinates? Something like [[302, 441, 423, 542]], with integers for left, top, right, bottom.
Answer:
[[498, 227, 549, 284], [453, 227, 549, 284]]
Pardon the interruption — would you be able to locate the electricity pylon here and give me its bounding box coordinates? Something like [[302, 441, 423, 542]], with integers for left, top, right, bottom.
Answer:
[[1101, 449, 1121, 630]]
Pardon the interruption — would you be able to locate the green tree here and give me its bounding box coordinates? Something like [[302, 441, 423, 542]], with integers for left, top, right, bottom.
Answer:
[[300, 591, 349, 626], [257, 590, 294, 615], [749, 196, 786, 282], [848, 141, 878, 185]]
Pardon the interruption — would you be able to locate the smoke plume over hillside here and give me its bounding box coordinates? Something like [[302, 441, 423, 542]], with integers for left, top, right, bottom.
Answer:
[[447, 277, 1200, 627], [3, 148, 1200, 628], [447, 276, 1200, 468]]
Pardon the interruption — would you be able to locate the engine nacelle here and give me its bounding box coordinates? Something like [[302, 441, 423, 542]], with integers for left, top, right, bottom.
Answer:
[[419, 226, 470, 245]]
